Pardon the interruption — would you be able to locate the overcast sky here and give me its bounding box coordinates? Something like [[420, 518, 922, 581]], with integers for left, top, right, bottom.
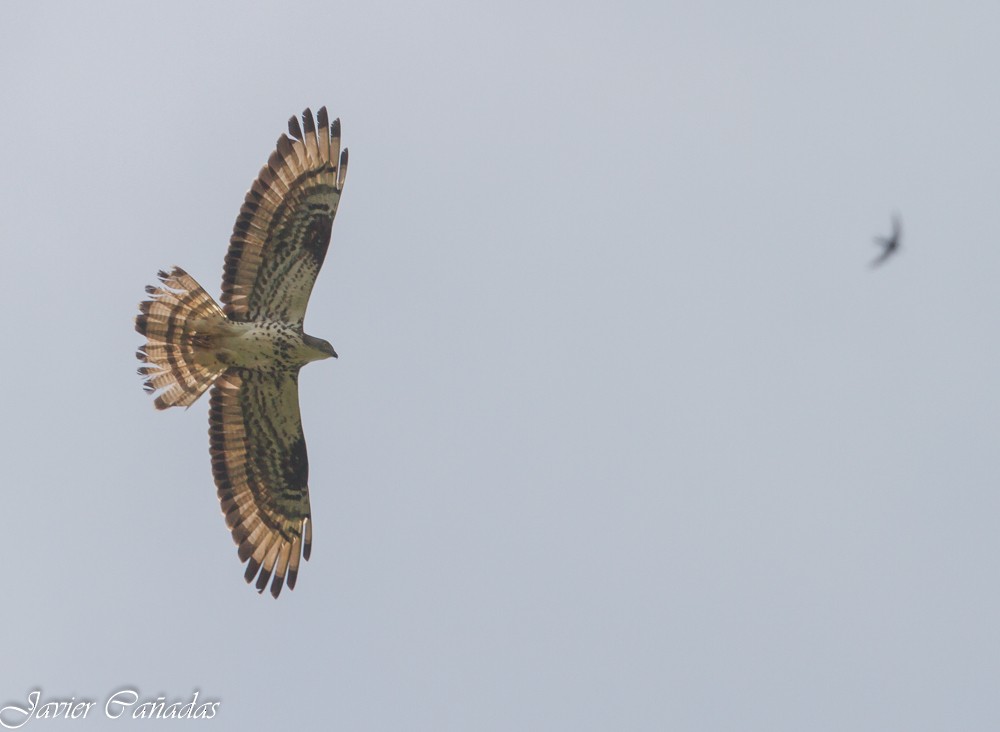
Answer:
[[4, 1, 1000, 730]]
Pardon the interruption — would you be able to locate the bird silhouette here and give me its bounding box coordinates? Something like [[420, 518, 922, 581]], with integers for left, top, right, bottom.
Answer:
[[871, 214, 901, 267]]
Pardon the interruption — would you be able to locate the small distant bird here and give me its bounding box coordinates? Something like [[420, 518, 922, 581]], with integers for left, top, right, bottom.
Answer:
[[871, 214, 901, 267]]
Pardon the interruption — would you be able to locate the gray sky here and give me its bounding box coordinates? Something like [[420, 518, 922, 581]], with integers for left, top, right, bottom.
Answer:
[[3, 1, 1000, 729]]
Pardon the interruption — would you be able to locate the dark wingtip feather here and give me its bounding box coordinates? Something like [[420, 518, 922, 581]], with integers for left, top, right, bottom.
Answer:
[[237, 540, 253, 563], [244, 557, 260, 584], [303, 518, 312, 561], [338, 148, 349, 188], [270, 575, 285, 598], [276, 134, 293, 159], [255, 565, 273, 593], [267, 148, 284, 174], [288, 114, 303, 140]]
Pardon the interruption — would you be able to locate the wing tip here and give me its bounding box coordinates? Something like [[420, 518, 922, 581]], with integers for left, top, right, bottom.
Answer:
[[243, 556, 260, 584], [303, 517, 313, 561], [288, 114, 303, 141]]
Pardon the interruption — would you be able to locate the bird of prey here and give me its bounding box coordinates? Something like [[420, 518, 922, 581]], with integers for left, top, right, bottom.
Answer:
[[871, 214, 901, 267], [135, 108, 348, 597]]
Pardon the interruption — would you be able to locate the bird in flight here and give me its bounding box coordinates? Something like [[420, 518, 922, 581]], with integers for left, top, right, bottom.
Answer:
[[871, 214, 901, 267], [135, 108, 349, 597]]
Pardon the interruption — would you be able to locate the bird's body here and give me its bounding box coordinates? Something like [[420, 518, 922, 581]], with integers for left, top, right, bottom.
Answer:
[[135, 108, 348, 597], [204, 320, 335, 372], [871, 214, 902, 267]]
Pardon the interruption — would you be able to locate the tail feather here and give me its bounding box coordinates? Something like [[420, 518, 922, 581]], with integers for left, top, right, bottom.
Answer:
[[135, 266, 228, 409]]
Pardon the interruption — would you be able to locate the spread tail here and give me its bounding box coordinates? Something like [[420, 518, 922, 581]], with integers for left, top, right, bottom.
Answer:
[[135, 266, 228, 409]]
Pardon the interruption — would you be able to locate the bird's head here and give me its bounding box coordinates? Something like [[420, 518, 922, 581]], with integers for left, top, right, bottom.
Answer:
[[304, 334, 338, 361]]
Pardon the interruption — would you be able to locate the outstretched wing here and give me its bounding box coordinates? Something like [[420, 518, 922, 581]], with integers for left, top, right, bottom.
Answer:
[[222, 107, 349, 326], [209, 368, 313, 597]]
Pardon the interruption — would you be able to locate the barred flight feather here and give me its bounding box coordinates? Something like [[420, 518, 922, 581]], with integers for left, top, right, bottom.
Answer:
[[222, 106, 349, 326], [209, 369, 312, 598]]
